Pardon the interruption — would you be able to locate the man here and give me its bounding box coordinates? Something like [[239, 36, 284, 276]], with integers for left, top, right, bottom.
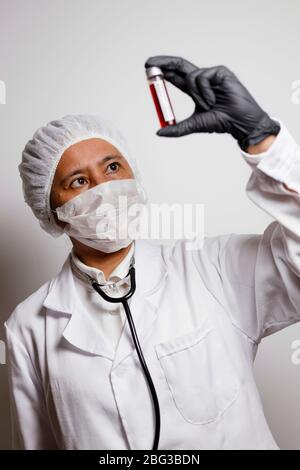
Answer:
[[4, 55, 300, 450]]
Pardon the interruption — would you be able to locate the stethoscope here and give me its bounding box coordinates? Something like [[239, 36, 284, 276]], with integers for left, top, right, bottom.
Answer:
[[83, 255, 161, 451]]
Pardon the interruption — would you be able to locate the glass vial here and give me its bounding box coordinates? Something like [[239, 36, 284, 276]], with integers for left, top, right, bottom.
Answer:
[[146, 66, 176, 128]]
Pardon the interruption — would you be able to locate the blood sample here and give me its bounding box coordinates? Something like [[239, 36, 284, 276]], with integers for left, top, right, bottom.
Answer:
[[146, 66, 176, 128]]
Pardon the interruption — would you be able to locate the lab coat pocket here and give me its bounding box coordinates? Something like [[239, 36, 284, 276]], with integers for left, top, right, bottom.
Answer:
[[155, 318, 240, 425]]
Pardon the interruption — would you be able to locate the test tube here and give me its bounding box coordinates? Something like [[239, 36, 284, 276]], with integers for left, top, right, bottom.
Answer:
[[146, 66, 176, 128]]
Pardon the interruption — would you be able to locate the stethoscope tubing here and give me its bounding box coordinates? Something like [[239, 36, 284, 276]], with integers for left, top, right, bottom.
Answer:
[[91, 265, 161, 450]]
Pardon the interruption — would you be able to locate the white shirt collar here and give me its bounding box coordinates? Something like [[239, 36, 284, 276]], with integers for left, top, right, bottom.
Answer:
[[70, 241, 135, 285]]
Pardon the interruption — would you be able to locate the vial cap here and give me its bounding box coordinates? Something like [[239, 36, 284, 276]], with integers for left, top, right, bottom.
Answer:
[[145, 66, 163, 79]]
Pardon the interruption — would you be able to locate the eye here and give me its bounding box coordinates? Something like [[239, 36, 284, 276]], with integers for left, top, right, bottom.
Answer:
[[106, 161, 120, 174], [70, 176, 88, 189]]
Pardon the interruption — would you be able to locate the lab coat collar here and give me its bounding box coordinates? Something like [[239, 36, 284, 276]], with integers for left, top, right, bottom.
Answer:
[[42, 239, 168, 366], [70, 241, 135, 284]]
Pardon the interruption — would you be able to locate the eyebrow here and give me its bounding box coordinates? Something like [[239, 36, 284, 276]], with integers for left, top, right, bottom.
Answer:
[[60, 154, 123, 184]]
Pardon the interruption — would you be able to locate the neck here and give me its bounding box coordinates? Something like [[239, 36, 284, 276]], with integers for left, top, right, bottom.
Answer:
[[70, 239, 134, 279]]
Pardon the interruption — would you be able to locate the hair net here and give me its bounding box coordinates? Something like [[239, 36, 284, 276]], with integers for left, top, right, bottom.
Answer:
[[19, 114, 142, 237]]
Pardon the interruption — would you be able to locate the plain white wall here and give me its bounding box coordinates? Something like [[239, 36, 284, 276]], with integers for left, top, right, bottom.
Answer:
[[0, 0, 299, 450]]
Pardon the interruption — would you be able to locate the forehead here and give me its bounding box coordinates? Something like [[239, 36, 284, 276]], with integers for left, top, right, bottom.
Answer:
[[56, 137, 123, 172], [55, 138, 122, 179]]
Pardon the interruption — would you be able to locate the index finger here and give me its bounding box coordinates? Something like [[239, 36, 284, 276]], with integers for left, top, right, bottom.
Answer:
[[144, 55, 199, 76]]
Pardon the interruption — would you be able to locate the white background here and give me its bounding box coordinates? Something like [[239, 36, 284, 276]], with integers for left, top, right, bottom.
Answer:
[[0, 0, 299, 450]]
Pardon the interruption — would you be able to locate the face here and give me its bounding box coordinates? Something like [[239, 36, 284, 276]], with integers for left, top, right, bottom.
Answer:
[[50, 137, 134, 229]]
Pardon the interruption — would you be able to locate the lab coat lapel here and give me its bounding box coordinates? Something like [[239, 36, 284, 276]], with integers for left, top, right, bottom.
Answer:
[[42, 240, 167, 364], [111, 240, 168, 371], [43, 254, 116, 360]]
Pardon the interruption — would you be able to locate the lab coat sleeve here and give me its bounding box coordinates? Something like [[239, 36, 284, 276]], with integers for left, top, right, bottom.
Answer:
[[192, 119, 300, 343], [4, 322, 58, 449]]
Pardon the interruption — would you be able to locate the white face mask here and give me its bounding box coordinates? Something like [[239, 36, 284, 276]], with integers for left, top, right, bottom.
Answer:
[[53, 178, 148, 253]]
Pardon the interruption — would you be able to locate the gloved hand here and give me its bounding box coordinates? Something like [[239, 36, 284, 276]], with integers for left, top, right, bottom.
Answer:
[[144, 55, 280, 151]]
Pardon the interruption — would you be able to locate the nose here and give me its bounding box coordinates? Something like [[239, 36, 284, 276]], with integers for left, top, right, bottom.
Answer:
[[89, 169, 106, 188]]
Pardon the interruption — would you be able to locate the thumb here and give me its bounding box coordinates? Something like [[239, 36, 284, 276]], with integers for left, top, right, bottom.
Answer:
[[156, 126, 176, 137], [156, 118, 195, 137]]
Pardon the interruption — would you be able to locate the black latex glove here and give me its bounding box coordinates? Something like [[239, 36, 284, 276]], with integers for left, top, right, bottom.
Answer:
[[144, 55, 280, 150]]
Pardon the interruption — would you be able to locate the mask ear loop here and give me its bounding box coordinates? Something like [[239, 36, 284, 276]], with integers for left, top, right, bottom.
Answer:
[[49, 207, 65, 228]]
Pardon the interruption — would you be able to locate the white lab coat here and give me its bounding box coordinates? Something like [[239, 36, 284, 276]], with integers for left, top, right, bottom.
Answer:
[[69, 243, 134, 350], [4, 119, 300, 450]]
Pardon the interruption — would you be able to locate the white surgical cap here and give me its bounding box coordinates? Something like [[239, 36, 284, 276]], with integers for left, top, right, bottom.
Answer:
[[19, 114, 141, 237]]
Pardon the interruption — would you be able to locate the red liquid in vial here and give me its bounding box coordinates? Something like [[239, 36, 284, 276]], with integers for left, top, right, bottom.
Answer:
[[149, 81, 176, 128]]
